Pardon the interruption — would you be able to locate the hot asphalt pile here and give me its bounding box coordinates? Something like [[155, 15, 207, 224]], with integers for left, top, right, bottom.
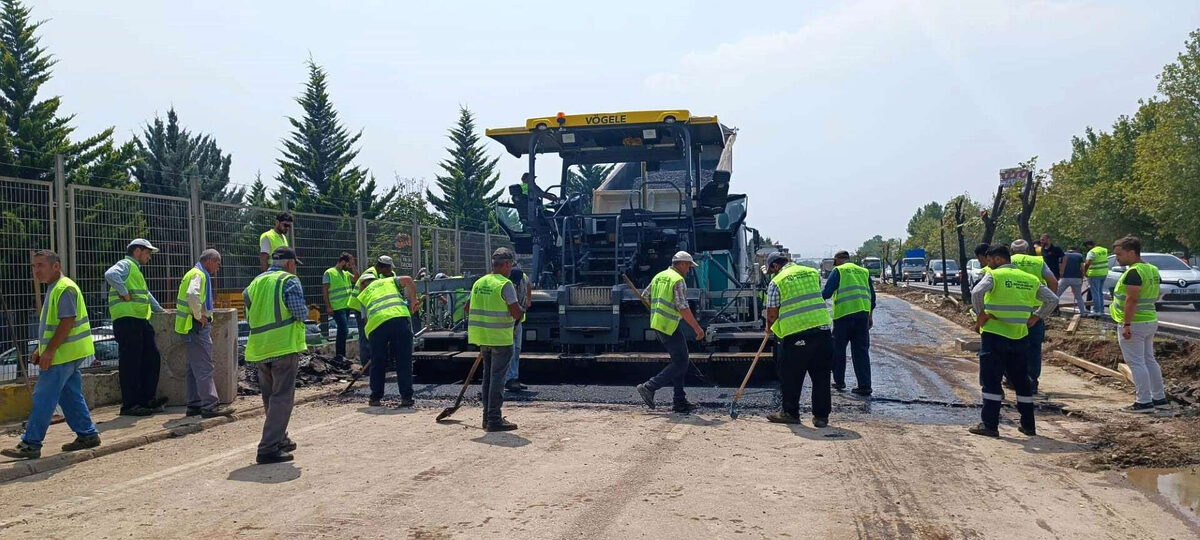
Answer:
[[238, 353, 358, 395]]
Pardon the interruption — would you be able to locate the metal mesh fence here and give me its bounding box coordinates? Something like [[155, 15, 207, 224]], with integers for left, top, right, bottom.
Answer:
[[292, 212, 357, 310], [69, 185, 194, 370], [365, 219, 416, 277], [430, 226, 457, 276], [460, 232, 488, 276], [202, 202, 278, 313], [0, 177, 54, 381]]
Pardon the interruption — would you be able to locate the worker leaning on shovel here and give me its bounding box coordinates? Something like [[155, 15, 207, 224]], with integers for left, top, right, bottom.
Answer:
[[466, 247, 526, 432], [763, 251, 834, 428]]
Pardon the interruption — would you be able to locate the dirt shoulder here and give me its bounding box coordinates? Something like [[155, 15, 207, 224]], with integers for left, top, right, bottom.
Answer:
[[880, 283, 1200, 471]]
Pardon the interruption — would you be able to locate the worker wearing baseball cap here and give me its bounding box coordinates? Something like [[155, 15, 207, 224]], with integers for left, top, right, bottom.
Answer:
[[764, 251, 834, 428], [357, 254, 420, 408], [467, 247, 526, 431], [105, 238, 167, 417], [635, 251, 706, 413]]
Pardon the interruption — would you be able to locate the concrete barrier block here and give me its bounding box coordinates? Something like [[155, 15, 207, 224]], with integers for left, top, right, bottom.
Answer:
[[152, 309, 238, 406], [956, 337, 981, 352]]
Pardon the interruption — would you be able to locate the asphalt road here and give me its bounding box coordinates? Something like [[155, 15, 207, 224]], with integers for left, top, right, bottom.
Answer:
[[899, 280, 1200, 332]]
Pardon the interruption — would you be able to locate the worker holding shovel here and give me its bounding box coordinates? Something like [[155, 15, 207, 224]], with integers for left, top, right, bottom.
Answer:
[[466, 248, 525, 432], [763, 252, 834, 428]]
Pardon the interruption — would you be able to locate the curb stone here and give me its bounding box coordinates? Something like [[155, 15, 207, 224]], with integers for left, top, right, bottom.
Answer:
[[0, 385, 342, 484]]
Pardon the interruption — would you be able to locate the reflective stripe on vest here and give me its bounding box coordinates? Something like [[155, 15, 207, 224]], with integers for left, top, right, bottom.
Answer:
[[468, 274, 515, 346], [1111, 262, 1159, 324], [359, 277, 411, 337], [244, 271, 306, 362], [1086, 247, 1109, 277], [1011, 254, 1046, 285], [174, 267, 208, 334], [41, 276, 95, 365], [325, 267, 354, 311], [981, 267, 1040, 340], [108, 257, 152, 320], [770, 264, 831, 338], [648, 268, 685, 335], [832, 263, 871, 319]]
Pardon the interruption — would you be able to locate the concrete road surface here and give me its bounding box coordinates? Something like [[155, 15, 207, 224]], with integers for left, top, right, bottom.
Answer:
[[1, 296, 1196, 538]]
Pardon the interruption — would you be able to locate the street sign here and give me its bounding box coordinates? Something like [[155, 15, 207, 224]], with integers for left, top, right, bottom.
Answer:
[[999, 167, 1030, 187]]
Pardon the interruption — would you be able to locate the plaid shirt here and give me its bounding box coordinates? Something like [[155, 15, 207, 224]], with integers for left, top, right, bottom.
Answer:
[[641, 279, 689, 310], [764, 262, 794, 308], [243, 266, 309, 322]]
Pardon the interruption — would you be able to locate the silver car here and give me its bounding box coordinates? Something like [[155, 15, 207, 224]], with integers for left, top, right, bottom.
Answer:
[[1098, 252, 1200, 311]]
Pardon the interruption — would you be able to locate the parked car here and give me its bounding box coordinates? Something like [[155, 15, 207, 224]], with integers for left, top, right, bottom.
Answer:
[[927, 259, 960, 285], [1, 327, 119, 376], [900, 257, 926, 282], [1096, 252, 1200, 311], [966, 259, 985, 286]]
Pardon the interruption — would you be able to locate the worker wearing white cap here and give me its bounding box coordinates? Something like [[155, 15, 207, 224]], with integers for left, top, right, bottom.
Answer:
[[635, 250, 706, 413], [104, 238, 167, 416]]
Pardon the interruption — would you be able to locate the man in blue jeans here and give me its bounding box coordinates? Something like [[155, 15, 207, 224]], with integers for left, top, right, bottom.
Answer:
[[822, 250, 876, 396], [504, 266, 531, 392], [1081, 240, 1110, 318], [3, 250, 100, 459]]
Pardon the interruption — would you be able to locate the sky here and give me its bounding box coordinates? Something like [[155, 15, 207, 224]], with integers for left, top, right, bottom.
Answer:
[[37, 0, 1200, 257]]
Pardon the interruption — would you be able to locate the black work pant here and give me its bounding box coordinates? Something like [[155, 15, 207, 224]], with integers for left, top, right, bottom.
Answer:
[[368, 316, 413, 400], [114, 317, 161, 411], [832, 312, 871, 391], [980, 332, 1035, 431], [645, 328, 689, 403], [776, 328, 833, 419]]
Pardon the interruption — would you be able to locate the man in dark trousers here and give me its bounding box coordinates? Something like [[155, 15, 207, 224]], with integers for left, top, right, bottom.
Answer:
[[969, 245, 1057, 437], [105, 238, 167, 416], [635, 251, 706, 413], [466, 248, 525, 431], [822, 250, 876, 396], [764, 252, 834, 427]]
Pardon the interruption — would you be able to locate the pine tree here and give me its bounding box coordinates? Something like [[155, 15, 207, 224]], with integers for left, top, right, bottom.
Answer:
[[427, 106, 502, 231], [245, 171, 275, 209], [133, 108, 242, 202], [566, 163, 614, 213], [0, 0, 135, 186], [276, 59, 395, 217]]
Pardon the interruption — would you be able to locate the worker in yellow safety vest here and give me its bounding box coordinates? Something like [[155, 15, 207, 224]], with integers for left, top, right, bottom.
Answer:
[[354, 255, 418, 408], [763, 251, 834, 427], [2, 250, 102, 460], [968, 244, 1057, 438], [466, 248, 526, 431], [323, 252, 360, 363], [1081, 240, 1110, 318], [175, 249, 233, 418], [635, 251, 707, 414], [258, 212, 293, 271], [822, 250, 876, 397], [1009, 239, 1057, 395], [105, 238, 167, 417], [243, 247, 308, 464], [1110, 235, 1168, 414]]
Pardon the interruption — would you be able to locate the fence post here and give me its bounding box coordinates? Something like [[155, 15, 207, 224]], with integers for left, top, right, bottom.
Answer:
[[355, 201, 367, 262], [411, 222, 421, 276], [189, 175, 203, 261], [484, 228, 492, 264], [54, 154, 68, 269], [454, 217, 462, 276], [431, 227, 440, 275]]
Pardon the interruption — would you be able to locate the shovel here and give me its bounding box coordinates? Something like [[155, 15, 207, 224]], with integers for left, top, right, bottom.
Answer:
[[729, 333, 771, 419], [435, 351, 485, 422]]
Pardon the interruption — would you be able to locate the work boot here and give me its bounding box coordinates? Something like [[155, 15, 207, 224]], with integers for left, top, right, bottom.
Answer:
[[399, 397, 415, 408], [185, 407, 203, 417], [368, 397, 382, 407], [1123, 402, 1155, 414], [150, 396, 169, 408], [850, 387, 872, 397], [280, 437, 297, 453], [1, 441, 41, 459], [766, 411, 802, 424], [201, 404, 235, 418], [672, 399, 696, 414], [504, 379, 524, 392], [1153, 398, 1171, 410], [968, 423, 1000, 438], [256, 450, 294, 464], [635, 383, 656, 409], [61, 434, 101, 452], [120, 405, 153, 417], [1018, 425, 1037, 437], [832, 382, 846, 392], [812, 417, 829, 428], [485, 418, 518, 432]]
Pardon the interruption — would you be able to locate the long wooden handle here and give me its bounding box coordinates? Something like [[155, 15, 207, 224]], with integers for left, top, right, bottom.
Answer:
[[731, 333, 771, 403], [621, 273, 651, 310], [451, 352, 485, 407]]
